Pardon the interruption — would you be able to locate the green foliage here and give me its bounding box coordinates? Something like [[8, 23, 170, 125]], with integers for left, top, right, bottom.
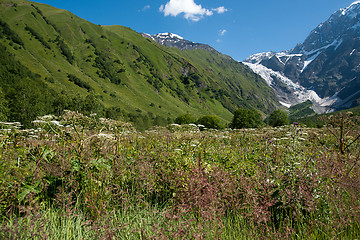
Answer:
[[93, 49, 122, 85], [231, 108, 263, 129], [25, 25, 51, 49], [67, 74, 92, 91], [0, 43, 54, 126], [55, 37, 74, 64], [0, 114, 359, 239], [105, 106, 124, 120], [267, 110, 289, 127], [0, 42, 106, 126], [289, 100, 316, 122], [0, 87, 8, 121], [0, 0, 280, 129], [0, 19, 24, 46], [197, 115, 222, 129], [175, 113, 196, 125]]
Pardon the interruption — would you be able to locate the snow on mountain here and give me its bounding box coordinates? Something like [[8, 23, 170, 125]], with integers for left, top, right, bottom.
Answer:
[[340, 0, 360, 16], [141, 32, 217, 52], [243, 1, 360, 112], [242, 62, 328, 109], [156, 32, 184, 40]]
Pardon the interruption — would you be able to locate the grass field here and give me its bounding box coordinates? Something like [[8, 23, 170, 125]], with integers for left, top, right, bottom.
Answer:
[[0, 111, 359, 239]]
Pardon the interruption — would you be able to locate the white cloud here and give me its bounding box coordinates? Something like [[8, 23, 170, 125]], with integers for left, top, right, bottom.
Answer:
[[160, 0, 226, 22], [219, 29, 227, 36], [212, 6, 228, 14], [142, 5, 150, 11]]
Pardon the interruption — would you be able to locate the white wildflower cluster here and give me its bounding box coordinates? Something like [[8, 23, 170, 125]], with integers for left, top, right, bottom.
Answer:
[[0, 121, 22, 129], [32, 114, 65, 133], [167, 123, 206, 133], [0, 122, 22, 137], [27, 111, 137, 139]]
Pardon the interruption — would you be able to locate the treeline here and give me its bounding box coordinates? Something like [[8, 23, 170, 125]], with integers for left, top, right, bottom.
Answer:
[[86, 39, 124, 85], [55, 36, 75, 64], [25, 25, 51, 49], [0, 19, 24, 46], [175, 109, 290, 130], [0, 43, 103, 127], [0, 43, 171, 129]]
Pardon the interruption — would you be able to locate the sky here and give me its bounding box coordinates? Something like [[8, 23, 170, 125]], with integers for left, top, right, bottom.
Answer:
[[33, 0, 357, 61]]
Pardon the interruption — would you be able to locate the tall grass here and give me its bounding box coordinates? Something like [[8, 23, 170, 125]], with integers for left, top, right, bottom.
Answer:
[[0, 111, 359, 239]]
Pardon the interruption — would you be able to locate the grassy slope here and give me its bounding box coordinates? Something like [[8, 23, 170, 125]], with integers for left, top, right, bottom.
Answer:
[[0, 0, 280, 125]]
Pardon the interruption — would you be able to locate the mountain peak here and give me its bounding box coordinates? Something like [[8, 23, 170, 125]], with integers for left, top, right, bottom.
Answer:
[[155, 32, 184, 40], [344, 1, 360, 11], [141, 32, 217, 52], [244, 1, 360, 112]]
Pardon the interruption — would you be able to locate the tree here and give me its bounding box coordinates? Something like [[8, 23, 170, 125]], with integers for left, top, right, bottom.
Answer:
[[197, 115, 222, 130], [0, 87, 8, 121], [267, 110, 289, 127], [231, 108, 263, 129], [175, 113, 195, 125]]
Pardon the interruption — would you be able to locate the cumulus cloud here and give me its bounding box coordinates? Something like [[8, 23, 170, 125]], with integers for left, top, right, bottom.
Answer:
[[212, 6, 228, 14], [160, 0, 227, 22]]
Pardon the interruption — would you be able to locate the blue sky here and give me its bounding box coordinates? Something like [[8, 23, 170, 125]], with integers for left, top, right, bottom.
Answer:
[[33, 0, 356, 61]]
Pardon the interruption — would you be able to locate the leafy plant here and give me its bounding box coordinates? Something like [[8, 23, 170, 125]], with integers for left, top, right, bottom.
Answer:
[[197, 115, 222, 129], [266, 110, 289, 127], [175, 113, 196, 125], [230, 108, 263, 129]]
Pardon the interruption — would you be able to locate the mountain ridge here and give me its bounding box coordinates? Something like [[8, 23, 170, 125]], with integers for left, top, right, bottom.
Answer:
[[243, 1, 360, 113], [141, 32, 221, 54], [0, 0, 279, 128]]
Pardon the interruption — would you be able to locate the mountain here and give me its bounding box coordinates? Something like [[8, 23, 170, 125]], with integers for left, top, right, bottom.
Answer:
[[244, 1, 360, 112], [141, 32, 217, 53], [0, 0, 279, 128]]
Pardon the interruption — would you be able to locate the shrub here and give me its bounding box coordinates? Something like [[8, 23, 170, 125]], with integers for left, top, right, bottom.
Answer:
[[197, 115, 222, 129], [175, 113, 195, 125], [267, 110, 289, 127], [231, 108, 263, 129], [25, 25, 51, 49], [67, 74, 92, 91]]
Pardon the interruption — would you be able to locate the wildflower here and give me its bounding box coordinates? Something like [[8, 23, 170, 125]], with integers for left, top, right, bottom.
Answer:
[[293, 122, 299, 126], [50, 120, 63, 127]]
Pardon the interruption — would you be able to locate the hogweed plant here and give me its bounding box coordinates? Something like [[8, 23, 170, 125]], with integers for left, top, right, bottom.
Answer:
[[0, 111, 359, 239]]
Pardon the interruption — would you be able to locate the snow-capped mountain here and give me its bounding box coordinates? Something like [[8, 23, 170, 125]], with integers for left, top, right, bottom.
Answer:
[[244, 1, 360, 112], [141, 32, 217, 52]]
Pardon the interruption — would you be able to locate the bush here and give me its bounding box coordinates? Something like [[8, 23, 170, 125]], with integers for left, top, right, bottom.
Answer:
[[0, 87, 8, 121], [267, 110, 289, 127], [231, 108, 263, 129], [67, 74, 92, 91], [175, 113, 195, 125], [197, 115, 222, 129]]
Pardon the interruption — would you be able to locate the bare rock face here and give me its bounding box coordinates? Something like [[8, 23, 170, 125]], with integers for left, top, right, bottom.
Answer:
[[244, 1, 360, 111]]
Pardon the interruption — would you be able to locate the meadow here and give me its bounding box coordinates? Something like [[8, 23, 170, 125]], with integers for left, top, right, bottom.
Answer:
[[0, 111, 359, 239]]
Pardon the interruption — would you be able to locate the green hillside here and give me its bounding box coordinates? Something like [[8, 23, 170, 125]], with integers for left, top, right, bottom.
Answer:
[[0, 0, 279, 128]]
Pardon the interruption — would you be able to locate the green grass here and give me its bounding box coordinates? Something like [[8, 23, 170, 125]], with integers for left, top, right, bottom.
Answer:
[[0, 111, 359, 239], [0, 0, 279, 128]]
